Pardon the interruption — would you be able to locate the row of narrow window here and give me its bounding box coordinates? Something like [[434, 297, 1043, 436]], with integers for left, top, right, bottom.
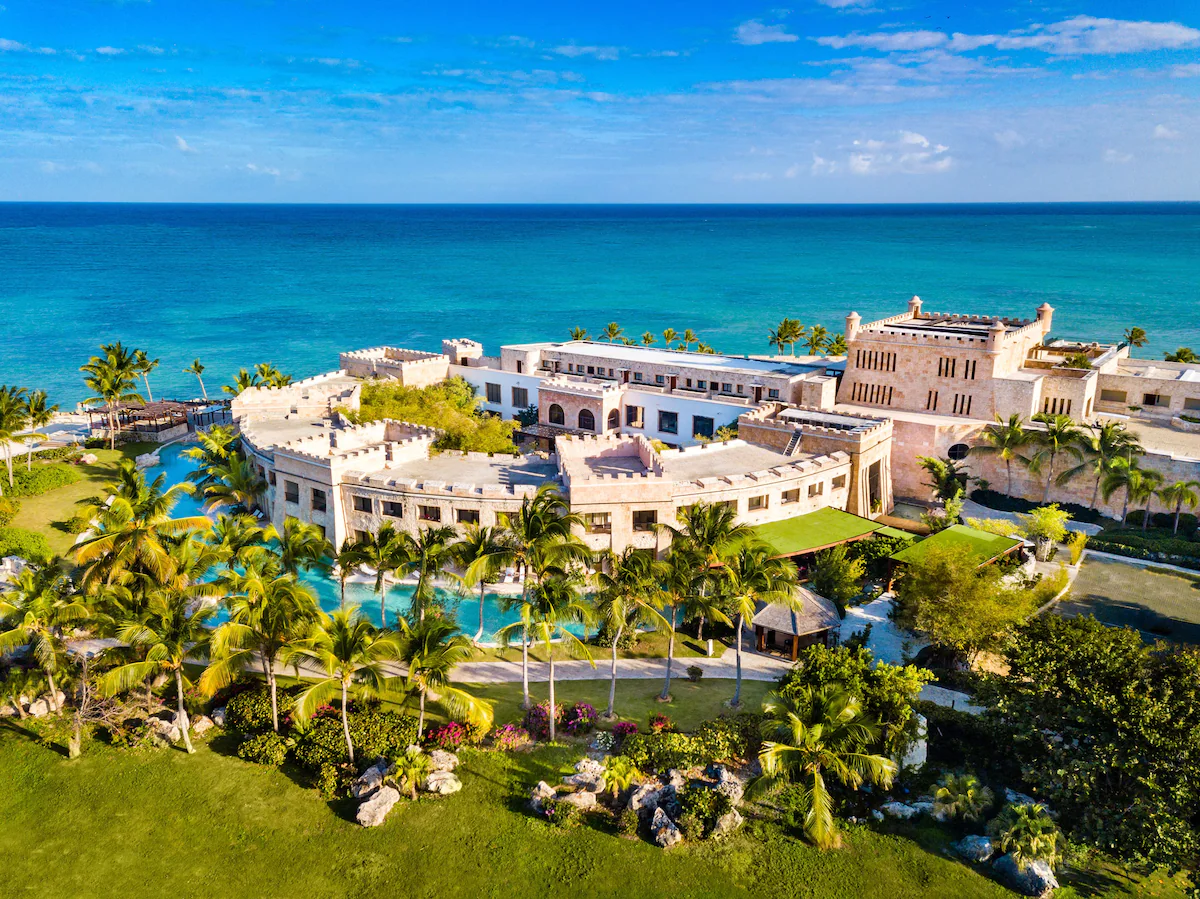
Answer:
[[1043, 397, 1072, 416], [855, 349, 896, 372], [952, 393, 973, 416], [851, 382, 894, 406], [937, 357, 977, 379]]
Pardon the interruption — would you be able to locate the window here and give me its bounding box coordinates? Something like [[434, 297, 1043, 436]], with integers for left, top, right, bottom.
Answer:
[[584, 512, 611, 533], [655, 374, 665, 385], [947, 443, 970, 461], [685, 379, 692, 388], [925, 390, 939, 411], [808, 482, 824, 497], [748, 495, 767, 511], [512, 386, 528, 408], [721, 382, 733, 393], [284, 481, 299, 504], [632, 510, 658, 531], [625, 405, 644, 428], [456, 509, 480, 525], [832, 475, 847, 490], [587, 366, 595, 375], [485, 382, 501, 404], [781, 488, 800, 504], [952, 393, 973, 416], [268, 471, 277, 486], [736, 384, 744, 394], [567, 363, 574, 372], [311, 488, 327, 512], [697, 380, 707, 390], [578, 409, 595, 431], [548, 403, 565, 425], [419, 505, 442, 522], [1185, 397, 1200, 411], [1100, 389, 1127, 404], [633, 372, 643, 382], [938, 357, 957, 378], [355, 530, 370, 544], [382, 500, 404, 518], [692, 415, 714, 439], [767, 389, 780, 399], [1144, 393, 1171, 407], [516, 361, 523, 374], [658, 411, 678, 434], [353, 495, 373, 513], [607, 408, 620, 430]]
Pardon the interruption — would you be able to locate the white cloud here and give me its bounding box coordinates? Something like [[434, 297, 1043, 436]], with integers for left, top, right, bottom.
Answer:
[[246, 163, 282, 177], [138, 45, 164, 55], [174, 135, 196, 154], [552, 44, 620, 60], [847, 131, 952, 175], [994, 129, 1026, 150], [732, 172, 772, 181], [1, 37, 54, 54], [39, 160, 102, 174], [735, 20, 799, 45], [818, 16, 1200, 56], [1173, 63, 1200, 77], [818, 0, 876, 8], [95, 46, 125, 55], [1102, 148, 1133, 164], [809, 154, 837, 175], [1153, 124, 1180, 140]]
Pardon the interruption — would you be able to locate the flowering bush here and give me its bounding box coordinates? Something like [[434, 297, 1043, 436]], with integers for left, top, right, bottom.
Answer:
[[542, 797, 581, 828], [649, 712, 675, 735], [493, 724, 532, 751], [612, 721, 638, 749], [237, 732, 288, 766], [522, 701, 563, 741], [591, 731, 616, 752], [426, 721, 468, 751], [563, 702, 598, 735]]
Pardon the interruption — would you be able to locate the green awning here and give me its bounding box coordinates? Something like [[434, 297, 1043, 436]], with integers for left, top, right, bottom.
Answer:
[[889, 524, 1022, 567], [874, 525, 917, 542], [755, 507, 883, 557]]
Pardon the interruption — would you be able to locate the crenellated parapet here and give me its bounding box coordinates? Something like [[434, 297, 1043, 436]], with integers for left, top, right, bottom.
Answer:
[[339, 346, 451, 386], [231, 372, 361, 421]]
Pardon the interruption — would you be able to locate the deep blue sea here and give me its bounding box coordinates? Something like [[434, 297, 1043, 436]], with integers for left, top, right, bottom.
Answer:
[[2, 203, 1197, 406]]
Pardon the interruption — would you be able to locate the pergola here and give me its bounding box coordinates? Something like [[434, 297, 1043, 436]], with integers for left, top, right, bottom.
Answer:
[[85, 400, 225, 438], [754, 506, 912, 559], [752, 586, 842, 661], [887, 524, 1024, 584]]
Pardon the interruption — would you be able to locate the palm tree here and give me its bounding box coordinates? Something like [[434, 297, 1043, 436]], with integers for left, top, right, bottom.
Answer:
[[662, 327, 679, 349], [769, 318, 802, 356], [681, 329, 699, 352], [453, 524, 509, 643], [396, 616, 492, 739], [21, 390, 57, 472], [826, 333, 848, 356], [100, 546, 219, 753], [0, 386, 29, 491], [1132, 467, 1164, 531], [184, 359, 208, 401], [1164, 347, 1197, 363], [1123, 326, 1148, 352], [208, 512, 265, 562], [594, 547, 667, 719], [750, 685, 897, 849], [133, 350, 159, 403], [653, 545, 704, 702], [202, 456, 267, 513], [291, 609, 403, 765], [657, 501, 752, 640], [355, 523, 410, 627], [265, 516, 332, 576], [333, 538, 366, 609], [254, 362, 292, 387], [222, 368, 261, 397], [0, 563, 90, 714], [204, 555, 322, 731], [1101, 457, 1144, 525], [991, 803, 1063, 870], [1158, 480, 1200, 534], [495, 483, 589, 709], [183, 424, 241, 493], [973, 414, 1030, 497], [1028, 413, 1085, 503], [602, 322, 624, 343], [804, 325, 830, 356], [392, 747, 434, 800], [81, 342, 143, 451], [569, 326, 588, 341], [717, 541, 798, 707], [933, 772, 995, 823], [640, 331, 655, 346], [916, 455, 972, 503], [1064, 420, 1143, 508], [499, 574, 593, 741], [402, 525, 457, 623]]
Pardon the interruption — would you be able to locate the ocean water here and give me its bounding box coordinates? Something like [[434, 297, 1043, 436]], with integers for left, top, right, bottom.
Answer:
[[1, 202, 1198, 406]]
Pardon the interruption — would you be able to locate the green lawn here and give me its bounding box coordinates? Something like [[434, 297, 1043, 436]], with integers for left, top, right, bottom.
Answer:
[[0, 726, 1181, 899], [463, 630, 713, 664], [9, 443, 157, 556], [1057, 557, 1200, 643]]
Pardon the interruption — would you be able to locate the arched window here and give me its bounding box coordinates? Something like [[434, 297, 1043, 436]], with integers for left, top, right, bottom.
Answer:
[[578, 409, 596, 431], [607, 408, 620, 430], [548, 404, 565, 425], [947, 443, 970, 461]]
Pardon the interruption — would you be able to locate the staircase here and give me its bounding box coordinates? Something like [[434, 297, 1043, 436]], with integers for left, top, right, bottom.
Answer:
[[784, 431, 802, 456]]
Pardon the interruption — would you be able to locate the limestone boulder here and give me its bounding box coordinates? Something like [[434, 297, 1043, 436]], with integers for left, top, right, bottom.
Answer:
[[897, 714, 928, 772], [529, 780, 556, 813], [356, 785, 401, 827], [351, 759, 391, 800], [561, 790, 596, 810], [211, 707, 227, 728], [423, 770, 463, 796], [879, 801, 920, 819], [563, 771, 605, 792], [148, 717, 181, 744], [953, 835, 995, 864], [713, 767, 745, 806], [665, 769, 686, 789], [191, 715, 215, 737], [26, 699, 50, 718], [651, 807, 683, 849], [711, 809, 744, 839], [0, 703, 18, 718], [993, 854, 1059, 897], [628, 782, 664, 817], [429, 750, 459, 772]]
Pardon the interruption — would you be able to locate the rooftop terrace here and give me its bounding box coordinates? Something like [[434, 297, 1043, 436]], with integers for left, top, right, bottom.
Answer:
[[542, 340, 825, 377], [356, 452, 560, 489], [659, 442, 798, 481]]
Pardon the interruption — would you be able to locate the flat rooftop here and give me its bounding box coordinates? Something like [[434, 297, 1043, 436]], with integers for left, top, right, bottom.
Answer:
[[579, 455, 651, 478], [359, 452, 560, 488], [779, 408, 881, 433], [866, 315, 1030, 339], [244, 416, 332, 451], [660, 442, 798, 482], [1116, 361, 1200, 383], [543, 341, 824, 378]]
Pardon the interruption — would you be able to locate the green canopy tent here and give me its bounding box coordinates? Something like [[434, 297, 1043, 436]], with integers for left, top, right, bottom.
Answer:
[[754, 506, 890, 558], [887, 524, 1024, 586]]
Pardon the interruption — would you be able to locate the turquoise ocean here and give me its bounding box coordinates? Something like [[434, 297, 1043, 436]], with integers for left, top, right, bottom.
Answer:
[[1, 203, 1198, 406]]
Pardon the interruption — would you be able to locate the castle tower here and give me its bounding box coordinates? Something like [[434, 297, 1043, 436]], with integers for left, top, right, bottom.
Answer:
[[845, 311, 862, 344], [908, 295, 922, 316], [986, 319, 1006, 354], [1036, 303, 1054, 334]]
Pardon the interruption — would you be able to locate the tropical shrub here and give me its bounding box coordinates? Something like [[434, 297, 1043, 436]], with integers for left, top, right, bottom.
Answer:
[[694, 713, 762, 762], [426, 720, 468, 751], [678, 811, 705, 841], [355, 378, 519, 455], [541, 797, 581, 828], [64, 514, 92, 535], [562, 702, 598, 736], [237, 732, 288, 766], [0, 527, 50, 562], [678, 784, 733, 836], [612, 721, 638, 748], [391, 747, 433, 800], [224, 686, 282, 734], [1067, 531, 1088, 565], [686, 665, 703, 682], [602, 755, 641, 800], [492, 724, 532, 751], [648, 712, 674, 734], [809, 545, 865, 606], [1019, 504, 1071, 546], [522, 701, 563, 741], [848, 534, 911, 578], [0, 497, 19, 526], [292, 709, 419, 771], [933, 772, 995, 824], [620, 732, 701, 772], [990, 803, 1063, 870], [617, 807, 640, 836], [314, 763, 342, 798], [7, 464, 80, 497], [591, 730, 615, 752]]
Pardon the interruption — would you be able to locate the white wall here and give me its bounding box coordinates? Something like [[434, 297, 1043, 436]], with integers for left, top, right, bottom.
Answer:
[[620, 390, 745, 446], [450, 364, 545, 419]]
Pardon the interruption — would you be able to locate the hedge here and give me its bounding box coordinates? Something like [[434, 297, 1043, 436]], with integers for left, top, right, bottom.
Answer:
[[619, 714, 761, 772], [6, 464, 81, 497], [970, 488, 1108, 525], [0, 497, 19, 527], [291, 708, 419, 771], [1089, 538, 1200, 571], [0, 527, 51, 561]]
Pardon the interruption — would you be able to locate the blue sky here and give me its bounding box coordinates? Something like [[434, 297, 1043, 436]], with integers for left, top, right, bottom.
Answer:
[[1, 1, 1198, 202]]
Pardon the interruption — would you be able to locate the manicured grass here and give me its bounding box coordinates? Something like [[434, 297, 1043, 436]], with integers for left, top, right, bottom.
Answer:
[[0, 727, 1181, 899], [8, 443, 157, 556], [1057, 557, 1200, 643], [463, 630, 713, 664]]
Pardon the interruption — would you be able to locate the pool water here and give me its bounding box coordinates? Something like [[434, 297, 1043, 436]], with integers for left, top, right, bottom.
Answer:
[[151, 441, 572, 640]]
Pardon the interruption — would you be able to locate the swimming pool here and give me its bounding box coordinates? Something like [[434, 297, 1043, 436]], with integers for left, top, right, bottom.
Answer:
[[151, 441, 574, 640]]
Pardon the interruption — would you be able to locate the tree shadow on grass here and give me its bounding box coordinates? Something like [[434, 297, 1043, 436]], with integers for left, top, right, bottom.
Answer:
[[1059, 862, 1140, 898], [0, 718, 69, 757]]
